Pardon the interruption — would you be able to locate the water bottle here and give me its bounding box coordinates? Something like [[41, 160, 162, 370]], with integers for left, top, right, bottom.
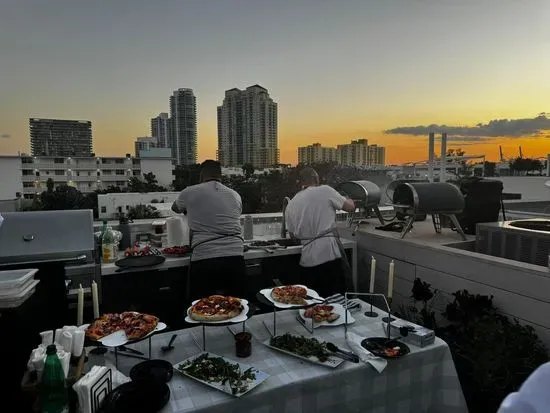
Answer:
[[41, 345, 68, 413], [243, 215, 253, 241], [101, 225, 118, 263]]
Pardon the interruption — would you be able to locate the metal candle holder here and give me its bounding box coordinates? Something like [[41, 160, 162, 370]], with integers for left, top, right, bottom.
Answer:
[[344, 292, 393, 339], [381, 297, 396, 323]]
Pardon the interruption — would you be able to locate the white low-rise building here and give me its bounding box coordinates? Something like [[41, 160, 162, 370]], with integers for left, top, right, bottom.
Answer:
[[98, 192, 180, 219], [0, 151, 173, 200]]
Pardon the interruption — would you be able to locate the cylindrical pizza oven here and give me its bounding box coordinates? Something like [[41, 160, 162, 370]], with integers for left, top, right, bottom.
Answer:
[[335, 180, 382, 209], [392, 182, 465, 214]]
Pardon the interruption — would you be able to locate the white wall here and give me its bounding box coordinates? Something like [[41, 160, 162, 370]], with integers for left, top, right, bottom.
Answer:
[[98, 192, 179, 219], [0, 157, 22, 200], [140, 158, 173, 188]]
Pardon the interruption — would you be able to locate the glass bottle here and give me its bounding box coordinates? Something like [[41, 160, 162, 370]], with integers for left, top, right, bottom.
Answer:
[[101, 224, 118, 263], [40, 345, 68, 413]]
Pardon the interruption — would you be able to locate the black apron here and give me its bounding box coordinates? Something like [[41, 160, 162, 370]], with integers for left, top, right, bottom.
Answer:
[[185, 230, 244, 300], [301, 227, 353, 291]]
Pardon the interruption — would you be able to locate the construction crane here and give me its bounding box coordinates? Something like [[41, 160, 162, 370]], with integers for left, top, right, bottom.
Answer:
[[519, 146, 523, 158]]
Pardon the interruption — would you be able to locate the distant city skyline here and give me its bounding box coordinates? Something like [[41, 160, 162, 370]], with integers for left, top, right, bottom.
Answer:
[[1, 1, 550, 164]]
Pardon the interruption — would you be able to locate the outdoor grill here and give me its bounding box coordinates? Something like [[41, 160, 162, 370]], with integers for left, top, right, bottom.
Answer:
[[0, 210, 99, 321], [336, 180, 385, 230], [391, 182, 467, 240], [0, 210, 98, 401]]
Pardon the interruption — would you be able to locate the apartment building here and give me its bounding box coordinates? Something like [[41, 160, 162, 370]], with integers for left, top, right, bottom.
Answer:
[[297, 139, 386, 167], [217, 85, 278, 169], [337, 139, 369, 166], [169, 89, 197, 166], [151, 112, 170, 148], [134, 137, 157, 157], [10, 152, 173, 199], [297, 143, 337, 164], [367, 144, 386, 166], [30, 118, 93, 157]]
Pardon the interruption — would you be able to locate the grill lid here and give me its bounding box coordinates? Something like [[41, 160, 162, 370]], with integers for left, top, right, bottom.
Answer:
[[393, 182, 465, 214], [0, 210, 94, 264], [336, 180, 382, 208]]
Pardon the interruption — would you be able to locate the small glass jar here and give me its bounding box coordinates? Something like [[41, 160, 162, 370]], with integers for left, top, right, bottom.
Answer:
[[235, 332, 252, 358]]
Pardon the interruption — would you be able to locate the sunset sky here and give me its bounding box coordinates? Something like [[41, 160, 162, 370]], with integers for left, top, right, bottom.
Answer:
[[1, 0, 549, 165]]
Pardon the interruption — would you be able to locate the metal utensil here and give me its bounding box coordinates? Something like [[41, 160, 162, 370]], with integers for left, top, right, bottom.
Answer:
[[161, 334, 177, 352], [326, 342, 360, 363]]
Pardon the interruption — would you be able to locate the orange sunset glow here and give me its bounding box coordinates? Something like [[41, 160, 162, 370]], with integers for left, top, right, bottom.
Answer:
[[1, 1, 549, 165]]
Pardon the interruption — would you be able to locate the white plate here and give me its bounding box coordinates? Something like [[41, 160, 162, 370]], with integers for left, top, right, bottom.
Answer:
[[185, 299, 250, 324], [263, 336, 344, 368], [298, 303, 356, 328], [173, 352, 269, 397], [259, 285, 322, 309], [99, 322, 167, 347]]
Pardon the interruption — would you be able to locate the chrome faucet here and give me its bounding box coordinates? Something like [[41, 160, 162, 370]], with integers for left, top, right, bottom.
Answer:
[[281, 196, 291, 238]]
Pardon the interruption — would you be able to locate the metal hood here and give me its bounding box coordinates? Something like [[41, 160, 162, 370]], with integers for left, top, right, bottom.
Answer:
[[0, 210, 95, 265]]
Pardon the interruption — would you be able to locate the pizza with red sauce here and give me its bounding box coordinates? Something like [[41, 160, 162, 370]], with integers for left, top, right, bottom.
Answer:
[[189, 295, 244, 322], [271, 285, 308, 305], [86, 312, 159, 341]]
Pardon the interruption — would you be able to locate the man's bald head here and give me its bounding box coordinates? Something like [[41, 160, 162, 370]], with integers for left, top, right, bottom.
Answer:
[[299, 167, 320, 187]]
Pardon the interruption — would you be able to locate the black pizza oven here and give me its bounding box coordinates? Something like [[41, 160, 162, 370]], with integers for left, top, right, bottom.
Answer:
[[336, 180, 384, 227], [391, 182, 467, 240]]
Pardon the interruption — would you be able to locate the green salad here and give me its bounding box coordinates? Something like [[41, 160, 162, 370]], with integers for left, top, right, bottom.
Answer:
[[270, 333, 330, 362], [179, 353, 256, 395]]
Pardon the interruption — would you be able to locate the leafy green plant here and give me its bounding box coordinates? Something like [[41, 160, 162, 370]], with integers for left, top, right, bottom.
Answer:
[[127, 204, 160, 220], [398, 281, 549, 413]]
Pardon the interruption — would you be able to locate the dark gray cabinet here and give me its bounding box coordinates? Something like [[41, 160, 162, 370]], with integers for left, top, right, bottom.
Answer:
[[102, 266, 188, 330]]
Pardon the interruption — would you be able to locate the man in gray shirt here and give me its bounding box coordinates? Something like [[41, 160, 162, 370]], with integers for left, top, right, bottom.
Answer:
[[172, 160, 244, 300]]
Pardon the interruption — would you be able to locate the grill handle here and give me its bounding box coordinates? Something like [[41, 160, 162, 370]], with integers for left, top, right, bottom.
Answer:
[[0, 254, 87, 268]]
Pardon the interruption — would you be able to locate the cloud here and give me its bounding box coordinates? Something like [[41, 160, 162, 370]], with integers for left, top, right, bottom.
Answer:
[[384, 113, 550, 140], [0, 133, 10, 139]]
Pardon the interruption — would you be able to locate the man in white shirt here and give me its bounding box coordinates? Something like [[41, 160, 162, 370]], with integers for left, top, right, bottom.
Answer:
[[172, 160, 244, 300], [284, 167, 355, 297]]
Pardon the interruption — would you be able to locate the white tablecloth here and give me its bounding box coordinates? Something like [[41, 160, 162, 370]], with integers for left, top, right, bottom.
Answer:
[[91, 306, 468, 413]]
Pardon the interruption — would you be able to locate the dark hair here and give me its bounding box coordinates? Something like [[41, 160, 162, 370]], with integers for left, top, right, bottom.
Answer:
[[200, 160, 222, 181], [299, 167, 319, 185]]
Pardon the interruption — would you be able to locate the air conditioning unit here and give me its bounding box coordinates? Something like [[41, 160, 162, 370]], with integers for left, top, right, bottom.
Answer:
[[476, 220, 550, 267]]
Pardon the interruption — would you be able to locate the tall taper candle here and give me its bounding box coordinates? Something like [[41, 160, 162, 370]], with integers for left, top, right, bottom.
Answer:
[[387, 260, 395, 299], [91, 281, 100, 319], [77, 284, 84, 326], [369, 257, 376, 293]]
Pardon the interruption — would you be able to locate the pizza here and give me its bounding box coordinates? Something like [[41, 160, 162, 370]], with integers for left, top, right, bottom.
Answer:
[[271, 285, 308, 305], [303, 305, 340, 323], [189, 295, 244, 322], [86, 312, 159, 341]]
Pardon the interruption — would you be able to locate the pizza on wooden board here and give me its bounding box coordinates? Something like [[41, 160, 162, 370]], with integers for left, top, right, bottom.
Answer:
[[303, 305, 340, 323], [86, 312, 159, 341], [271, 285, 308, 305], [189, 295, 244, 322]]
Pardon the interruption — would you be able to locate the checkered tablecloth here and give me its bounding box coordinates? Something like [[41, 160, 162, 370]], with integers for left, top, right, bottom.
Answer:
[[91, 305, 468, 413]]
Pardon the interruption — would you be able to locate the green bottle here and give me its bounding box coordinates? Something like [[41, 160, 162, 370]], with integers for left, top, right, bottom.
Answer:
[[40, 345, 68, 413]]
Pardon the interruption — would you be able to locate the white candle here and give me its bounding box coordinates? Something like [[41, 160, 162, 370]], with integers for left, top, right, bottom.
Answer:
[[77, 284, 84, 326], [369, 256, 376, 293], [91, 281, 100, 319], [387, 261, 395, 299]]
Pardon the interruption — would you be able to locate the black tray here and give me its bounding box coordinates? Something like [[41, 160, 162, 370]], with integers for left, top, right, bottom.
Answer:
[[130, 359, 173, 384], [114, 255, 166, 272], [360, 337, 410, 359], [98, 381, 170, 413]]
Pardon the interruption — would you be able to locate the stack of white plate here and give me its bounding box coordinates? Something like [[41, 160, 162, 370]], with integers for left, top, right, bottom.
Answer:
[[0, 268, 40, 309]]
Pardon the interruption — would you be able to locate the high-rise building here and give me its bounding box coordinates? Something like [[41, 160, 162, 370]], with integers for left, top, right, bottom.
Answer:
[[297, 143, 337, 164], [151, 113, 170, 148], [336, 139, 369, 166], [368, 144, 386, 166], [217, 85, 278, 169], [134, 136, 157, 157], [29, 118, 92, 157], [169, 89, 197, 166]]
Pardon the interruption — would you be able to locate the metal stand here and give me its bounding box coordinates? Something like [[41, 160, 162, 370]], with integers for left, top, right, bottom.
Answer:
[[381, 297, 396, 323], [364, 298, 378, 318], [344, 292, 393, 339], [296, 311, 315, 334], [89, 343, 108, 355], [262, 307, 278, 337], [191, 321, 247, 352], [90, 368, 112, 413]]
